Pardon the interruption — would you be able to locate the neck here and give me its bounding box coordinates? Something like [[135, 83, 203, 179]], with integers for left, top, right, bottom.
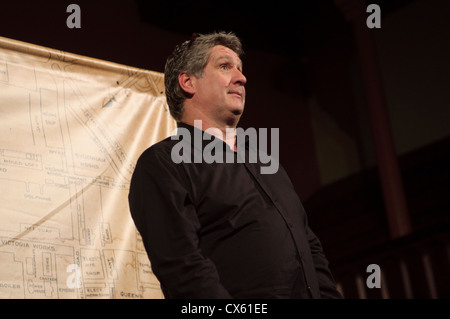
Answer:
[[180, 114, 239, 151]]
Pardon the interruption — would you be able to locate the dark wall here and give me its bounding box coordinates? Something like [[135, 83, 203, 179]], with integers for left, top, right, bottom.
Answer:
[[0, 0, 184, 72]]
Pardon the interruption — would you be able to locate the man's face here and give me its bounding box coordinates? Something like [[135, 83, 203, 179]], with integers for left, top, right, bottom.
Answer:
[[191, 45, 247, 124]]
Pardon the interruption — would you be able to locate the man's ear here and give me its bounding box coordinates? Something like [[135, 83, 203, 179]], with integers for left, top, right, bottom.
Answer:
[[178, 72, 195, 95]]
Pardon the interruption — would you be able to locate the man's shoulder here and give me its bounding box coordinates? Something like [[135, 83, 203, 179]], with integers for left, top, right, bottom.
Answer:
[[144, 136, 176, 154], [135, 136, 178, 167]]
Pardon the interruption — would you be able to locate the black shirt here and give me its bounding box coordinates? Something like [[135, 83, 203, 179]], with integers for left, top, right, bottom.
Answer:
[[128, 122, 342, 299]]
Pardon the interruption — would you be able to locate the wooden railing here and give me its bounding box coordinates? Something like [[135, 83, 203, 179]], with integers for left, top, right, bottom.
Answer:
[[332, 222, 450, 298]]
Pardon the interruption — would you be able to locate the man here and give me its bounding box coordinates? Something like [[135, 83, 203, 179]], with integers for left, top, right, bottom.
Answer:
[[128, 32, 342, 299]]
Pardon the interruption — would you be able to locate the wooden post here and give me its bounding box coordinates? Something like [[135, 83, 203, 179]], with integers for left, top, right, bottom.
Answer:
[[334, 0, 412, 238]]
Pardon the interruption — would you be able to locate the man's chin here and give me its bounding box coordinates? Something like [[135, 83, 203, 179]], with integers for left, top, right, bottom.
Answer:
[[224, 109, 243, 126], [230, 103, 245, 115], [232, 108, 243, 116]]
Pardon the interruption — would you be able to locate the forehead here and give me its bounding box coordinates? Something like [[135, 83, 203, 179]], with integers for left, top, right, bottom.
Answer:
[[208, 45, 242, 66]]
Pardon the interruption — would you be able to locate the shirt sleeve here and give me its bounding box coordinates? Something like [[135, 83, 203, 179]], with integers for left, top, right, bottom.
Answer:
[[128, 146, 232, 299], [306, 225, 343, 299]]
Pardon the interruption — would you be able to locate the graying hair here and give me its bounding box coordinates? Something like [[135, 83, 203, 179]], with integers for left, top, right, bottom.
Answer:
[[164, 31, 244, 121]]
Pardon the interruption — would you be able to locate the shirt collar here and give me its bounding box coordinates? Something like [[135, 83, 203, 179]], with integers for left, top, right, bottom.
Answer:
[[176, 121, 250, 152]]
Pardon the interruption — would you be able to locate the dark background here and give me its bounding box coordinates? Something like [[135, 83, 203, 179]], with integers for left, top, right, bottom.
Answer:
[[1, 0, 449, 298]]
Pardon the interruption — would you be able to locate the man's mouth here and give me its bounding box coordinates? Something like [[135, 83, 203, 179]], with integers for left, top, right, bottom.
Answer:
[[228, 90, 244, 99]]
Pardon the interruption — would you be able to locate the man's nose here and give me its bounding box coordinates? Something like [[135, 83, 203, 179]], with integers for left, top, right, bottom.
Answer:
[[233, 68, 247, 86]]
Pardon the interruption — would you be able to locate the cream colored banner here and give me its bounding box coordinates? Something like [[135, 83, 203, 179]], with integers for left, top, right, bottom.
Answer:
[[0, 36, 176, 298]]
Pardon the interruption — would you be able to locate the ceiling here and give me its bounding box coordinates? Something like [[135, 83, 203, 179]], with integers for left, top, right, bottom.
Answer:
[[137, 0, 341, 56], [136, 0, 417, 56]]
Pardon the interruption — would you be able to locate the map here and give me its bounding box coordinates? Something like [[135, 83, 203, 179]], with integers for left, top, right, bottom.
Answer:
[[0, 36, 176, 298]]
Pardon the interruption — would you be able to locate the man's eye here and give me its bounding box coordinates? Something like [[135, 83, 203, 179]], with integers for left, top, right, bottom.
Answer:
[[220, 64, 229, 70]]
